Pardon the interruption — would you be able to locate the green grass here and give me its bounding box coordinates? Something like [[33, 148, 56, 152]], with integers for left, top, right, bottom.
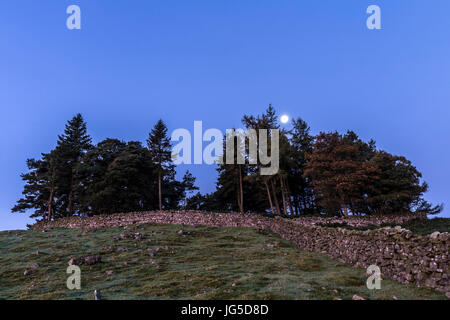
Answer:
[[398, 218, 450, 235], [0, 223, 446, 300], [317, 217, 450, 235]]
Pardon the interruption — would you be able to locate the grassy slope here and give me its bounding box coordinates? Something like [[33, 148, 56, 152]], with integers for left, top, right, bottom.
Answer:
[[0, 223, 446, 300]]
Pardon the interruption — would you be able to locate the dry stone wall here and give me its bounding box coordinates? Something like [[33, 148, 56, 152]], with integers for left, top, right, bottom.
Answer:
[[291, 213, 427, 227], [32, 211, 449, 294]]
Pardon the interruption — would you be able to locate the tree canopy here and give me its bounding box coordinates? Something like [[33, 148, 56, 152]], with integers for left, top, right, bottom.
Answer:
[[13, 110, 442, 221]]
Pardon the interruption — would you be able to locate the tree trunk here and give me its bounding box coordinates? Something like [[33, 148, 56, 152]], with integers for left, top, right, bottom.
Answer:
[[284, 177, 295, 216], [280, 176, 287, 215], [158, 171, 162, 211], [239, 166, 244, 214], [68, 166, 79, 217], [293, 195, 300, 216], [287, 196, 294, 216], [47, 186, 54, 222], [236, 180, 242, 213], [265, 180, 275, 215], [67, 180, 73, 218], [271, 179, 281, 215]]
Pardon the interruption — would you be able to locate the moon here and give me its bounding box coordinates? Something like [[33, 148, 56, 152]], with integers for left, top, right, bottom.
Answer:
[[280, 114, 289, 124]]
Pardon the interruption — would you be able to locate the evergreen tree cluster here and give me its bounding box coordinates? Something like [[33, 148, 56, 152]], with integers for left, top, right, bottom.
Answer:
[[13, 109, 442, 221], [187, 106, 442, 217], [12, 114, 196, 220]]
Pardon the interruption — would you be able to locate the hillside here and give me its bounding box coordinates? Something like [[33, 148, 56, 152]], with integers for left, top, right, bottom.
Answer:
[[0, 214, 448, 300]]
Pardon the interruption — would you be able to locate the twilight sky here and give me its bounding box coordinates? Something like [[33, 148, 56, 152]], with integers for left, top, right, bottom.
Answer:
[[1, 0, 449, 230]]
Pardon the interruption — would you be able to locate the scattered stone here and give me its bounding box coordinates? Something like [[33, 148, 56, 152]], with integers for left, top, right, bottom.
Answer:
[[266, 242, 278, 248], [430, 232, 441, 239], [68, 256, 102, 266], [24, 269, 34, 276], [102, 246, 114, 253], [105, 270, 113, 275], [84, 256, 102, 265], [352, 295, 365, 300], [177, 230, 184, 235], [134, 233, 144, 240], [68, 258, 84, 266], [30, 263, 39, 269]]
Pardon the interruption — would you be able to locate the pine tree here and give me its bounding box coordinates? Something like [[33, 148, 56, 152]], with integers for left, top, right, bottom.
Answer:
[[57, 114, 92, 154], [147, 120, 173, 211], [288, 118, 316, 215], [181, 170, 199, 210], [12, 114, 92, 220], [241, 105, 280, 214], [215, 133, 248, 213], [365, 151, 442, 215], [12, 155, 52, 220], [75, 139, 127, 216], [186, 192, 219, 211], [55, 114, 92, 217], [77, 139, 158, 215]]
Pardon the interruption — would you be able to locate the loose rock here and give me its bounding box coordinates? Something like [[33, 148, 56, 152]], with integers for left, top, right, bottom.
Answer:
[[23, 269, 35, 276], [84, 256, 102, 265]]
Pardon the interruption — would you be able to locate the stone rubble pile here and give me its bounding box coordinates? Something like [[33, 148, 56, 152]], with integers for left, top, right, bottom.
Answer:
[[290, 214, 427, 227]]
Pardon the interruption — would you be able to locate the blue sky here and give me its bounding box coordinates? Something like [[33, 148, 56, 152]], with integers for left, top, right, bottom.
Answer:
[[1, 0, 449, 230]]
